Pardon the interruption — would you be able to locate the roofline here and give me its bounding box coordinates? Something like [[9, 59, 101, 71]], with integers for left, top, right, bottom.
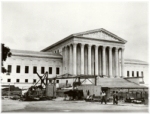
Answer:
[[124, 59, 148, 65], [73, 28, 127, 43], [12, 53, 62, 59], [41, 28, 127, 51], [41, 35, 74, 52], [124, 62, 148, 65], [11, 49, 62, 59]]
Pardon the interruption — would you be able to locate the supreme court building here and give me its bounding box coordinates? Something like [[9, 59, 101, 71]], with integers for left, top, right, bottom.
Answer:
[[1, 28, 148, 88], [42, 28, 126, 78]]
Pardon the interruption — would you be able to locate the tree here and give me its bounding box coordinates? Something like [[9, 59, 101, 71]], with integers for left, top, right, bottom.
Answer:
[[1, 43, 12, 73]]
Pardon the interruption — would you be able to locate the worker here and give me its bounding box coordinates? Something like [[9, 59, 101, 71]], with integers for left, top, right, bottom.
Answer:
[[115, 91, 119, 104], [101, 91, 107, 104], [113, 91, 116, 105], [86, 90, 90, 99]]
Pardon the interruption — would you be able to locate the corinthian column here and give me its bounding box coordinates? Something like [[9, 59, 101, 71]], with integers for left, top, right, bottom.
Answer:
[[102, 46, 106, 76], [63, 46, 67, 74], [95, 45, 98, 75], [81, 44, 85, 75], [73, 43, 77, 75], [121, 48, 124, 77], [109, 46, 112, 77], [88, 44, 92, 75], [69, 45, 72, 74], [115, 47, 119, 77], [62, 47, 65, 74]]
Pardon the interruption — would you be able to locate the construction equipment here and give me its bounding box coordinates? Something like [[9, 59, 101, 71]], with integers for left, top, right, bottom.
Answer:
[[21, 72, 56, 101], [49, 74, 99, 101], [64, 89, 84, 100]]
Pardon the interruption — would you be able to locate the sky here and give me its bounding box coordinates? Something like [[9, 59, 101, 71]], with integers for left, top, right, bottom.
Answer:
[[1, 1, 149, 62]]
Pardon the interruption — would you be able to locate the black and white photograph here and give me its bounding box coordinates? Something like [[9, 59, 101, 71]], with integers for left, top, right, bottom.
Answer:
[[1, 0, 149, 112]]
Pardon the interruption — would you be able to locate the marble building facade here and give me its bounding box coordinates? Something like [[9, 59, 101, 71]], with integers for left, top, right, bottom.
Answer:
[[42, 28, 127, 78], [1, 28, 148, 87]]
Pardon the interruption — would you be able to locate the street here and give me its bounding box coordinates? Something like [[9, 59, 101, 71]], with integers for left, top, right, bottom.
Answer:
[[2, 97, 148, 112]]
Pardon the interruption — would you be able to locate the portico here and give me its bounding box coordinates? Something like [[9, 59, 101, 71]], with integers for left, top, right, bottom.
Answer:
[[42, 28, 127, 78], [62, 43, 125, 78]]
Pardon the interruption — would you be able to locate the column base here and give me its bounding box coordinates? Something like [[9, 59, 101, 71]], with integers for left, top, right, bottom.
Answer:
[[120, 76, 124, 78], [102, 75, 106, 78]]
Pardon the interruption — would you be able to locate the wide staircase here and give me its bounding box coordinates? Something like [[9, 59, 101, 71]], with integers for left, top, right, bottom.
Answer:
[[96, 77, 145, 88]]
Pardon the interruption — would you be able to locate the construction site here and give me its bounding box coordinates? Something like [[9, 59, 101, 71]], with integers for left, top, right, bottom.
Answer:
[[1, 71, 149, 112]]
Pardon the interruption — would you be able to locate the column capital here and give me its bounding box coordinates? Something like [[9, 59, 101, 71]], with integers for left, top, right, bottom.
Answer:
[[81, 43, 85, 48], [88, 44, 92, 47], [122, 48, 125, 51], [103, 45, 106, 48], [63, 46, 67, 49], [115, 47, 119, 51], [109, 46, 113, 49], [102, 46, 106, 51], [94, 45, 99, 49], [69, 43, 72, 47], [72, 43, 77, 47]]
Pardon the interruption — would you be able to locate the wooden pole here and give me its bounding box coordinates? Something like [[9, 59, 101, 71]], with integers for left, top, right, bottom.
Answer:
[[8, 83, 10, 98], [95, 76, 97, 86], [46, 72, 48, 86]]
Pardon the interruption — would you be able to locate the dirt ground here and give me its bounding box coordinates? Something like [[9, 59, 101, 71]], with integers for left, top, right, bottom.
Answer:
[[1, 97, 149, 112]]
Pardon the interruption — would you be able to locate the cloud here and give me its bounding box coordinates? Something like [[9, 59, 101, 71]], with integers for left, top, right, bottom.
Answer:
[[2, 1, 149, 61]]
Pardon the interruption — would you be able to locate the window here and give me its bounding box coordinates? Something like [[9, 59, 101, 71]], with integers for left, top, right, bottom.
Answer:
[[33, 79, 36, 83], [25, 66, 29, 73], [56, 67, 60, 74], [7, 79, 11, 82], [49, 67, 52, 74], [8, 65, 12, 73], [127, 71, 129, 77], [25, 79, 28, 83], [41, 67, 45, 74], [137, 71, 139, 77], [56, 80, 59, 83], [16, 65, 20, 73], [33, 66, 37, 74], [16, 79, 20, 83], [141, 71, 144, 77], [132, 71, 134, 77]]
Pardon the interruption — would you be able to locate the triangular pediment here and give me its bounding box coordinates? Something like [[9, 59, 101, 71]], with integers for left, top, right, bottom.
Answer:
[[73, 28, 127, 43]]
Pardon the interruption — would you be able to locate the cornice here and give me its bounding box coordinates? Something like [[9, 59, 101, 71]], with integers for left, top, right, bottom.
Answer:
[[12, 53, 62, 59], [75, 36, 125, 44]]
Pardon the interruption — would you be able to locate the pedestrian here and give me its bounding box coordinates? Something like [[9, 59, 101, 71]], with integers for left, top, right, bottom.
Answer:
[[115, 91, 119, 105], [86, 90, 90, 100], [113, 91, 116, 105], [101, 91, 107, 104], [87, 90, 90, 96]]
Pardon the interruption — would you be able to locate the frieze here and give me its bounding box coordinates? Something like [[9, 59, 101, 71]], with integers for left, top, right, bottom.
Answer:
[[73, 38, 125, 48]]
